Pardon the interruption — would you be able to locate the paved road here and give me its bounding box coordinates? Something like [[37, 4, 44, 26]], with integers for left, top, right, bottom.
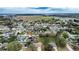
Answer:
[[37, 47, 41, 51], [66, 44, 73, 51], [53, 47, 57, 51]]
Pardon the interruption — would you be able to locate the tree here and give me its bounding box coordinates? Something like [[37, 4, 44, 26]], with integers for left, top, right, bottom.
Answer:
[[39, 34, 50, 51], [7, 41, 22, 51], [0, 36, 6, 43], [39, 33, 56, 51], [56, 37, 66, 48], [8, 36, 17, 43], [29, 44, 37, 51], [62, 32, 68, 39]]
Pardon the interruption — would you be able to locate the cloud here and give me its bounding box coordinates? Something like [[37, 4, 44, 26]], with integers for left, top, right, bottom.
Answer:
[[30, 7, 49, 10], [0, 7, 79, 14]]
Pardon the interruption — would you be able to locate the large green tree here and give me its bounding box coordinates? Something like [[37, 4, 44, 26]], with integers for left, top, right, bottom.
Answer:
[[39, 33, 56, 51], [56, 37, 66, 48], [8, 36, 17, 43], [62, 32, 69, 39], [7, 41, 22, 51], [0, 36, 7, 43]]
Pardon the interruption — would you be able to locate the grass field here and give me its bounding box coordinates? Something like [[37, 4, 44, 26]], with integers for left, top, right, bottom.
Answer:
[[15, 16, 54, 21]]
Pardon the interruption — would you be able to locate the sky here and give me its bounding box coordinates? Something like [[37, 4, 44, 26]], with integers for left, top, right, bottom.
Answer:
[[0, 7, 79, 14], [0, 0, 79, 8], [0, 0, 79, 14]]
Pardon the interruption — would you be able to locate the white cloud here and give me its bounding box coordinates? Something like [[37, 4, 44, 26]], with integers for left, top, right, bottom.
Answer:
[[0, 7, 79, 13]]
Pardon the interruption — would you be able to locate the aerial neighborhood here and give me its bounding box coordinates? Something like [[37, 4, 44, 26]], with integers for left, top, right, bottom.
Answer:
[[0, 15, 79, 51]]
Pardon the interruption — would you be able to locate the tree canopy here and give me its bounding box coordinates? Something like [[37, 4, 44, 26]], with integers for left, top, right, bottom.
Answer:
[[7, 41, 22, 51]]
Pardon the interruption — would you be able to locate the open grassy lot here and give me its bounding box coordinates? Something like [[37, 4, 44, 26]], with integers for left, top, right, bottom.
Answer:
[[15, 16, 54, 21]]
